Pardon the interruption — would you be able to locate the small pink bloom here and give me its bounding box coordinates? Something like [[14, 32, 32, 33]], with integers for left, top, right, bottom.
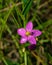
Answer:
[[17, 21, 42, 45]]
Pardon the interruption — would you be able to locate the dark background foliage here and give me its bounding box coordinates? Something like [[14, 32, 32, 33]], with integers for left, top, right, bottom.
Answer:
[[0, 0, 52, 65]]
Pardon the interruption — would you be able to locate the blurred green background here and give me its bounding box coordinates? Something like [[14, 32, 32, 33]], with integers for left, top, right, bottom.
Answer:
[[0, 0, 52, 65]]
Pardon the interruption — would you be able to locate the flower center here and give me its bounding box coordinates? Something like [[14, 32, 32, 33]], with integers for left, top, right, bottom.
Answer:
[[26, 32, 30, 36]]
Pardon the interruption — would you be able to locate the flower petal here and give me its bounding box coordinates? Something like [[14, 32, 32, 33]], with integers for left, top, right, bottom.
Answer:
[[28, 36, 36, 44], [26, 21, 33, 32], [32, 30, 42, 37], [17, 28, 26, 37], [20, 37, 27, 44]]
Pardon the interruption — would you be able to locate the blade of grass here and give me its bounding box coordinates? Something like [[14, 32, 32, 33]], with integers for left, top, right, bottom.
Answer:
[[22, 0, 33, 16], [35, 19, 52, 29], [0, 4, 14, 39], [24, 51, 27, 65], [11, 12, 20, 28], [2, 57, 8, 65], [14, 6, 26, 27]]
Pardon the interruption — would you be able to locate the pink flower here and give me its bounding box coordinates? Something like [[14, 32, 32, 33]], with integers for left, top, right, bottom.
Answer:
[[17, 21, 42, 45]]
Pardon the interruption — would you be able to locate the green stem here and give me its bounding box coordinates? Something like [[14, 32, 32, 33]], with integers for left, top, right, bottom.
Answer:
[[24, 51, 27, 65], [2, 57, 8, 65]]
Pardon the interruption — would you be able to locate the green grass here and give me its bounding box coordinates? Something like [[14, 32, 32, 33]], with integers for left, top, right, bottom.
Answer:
[[0, 0, 52, 65]]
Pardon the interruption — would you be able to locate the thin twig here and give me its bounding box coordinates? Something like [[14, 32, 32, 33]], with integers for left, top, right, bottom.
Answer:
[[31, 51, 43, 63], [31, 51, 44, 65], [0, 2, 23, 12]]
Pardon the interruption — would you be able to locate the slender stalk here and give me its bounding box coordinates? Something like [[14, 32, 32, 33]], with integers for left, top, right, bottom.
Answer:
[[24, 51, 27, 65], [23, 48, 27, 65], [2, 57, 8, 65]]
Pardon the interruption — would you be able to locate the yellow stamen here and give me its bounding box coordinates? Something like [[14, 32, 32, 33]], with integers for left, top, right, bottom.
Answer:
[[26, 32, 30, 36]]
